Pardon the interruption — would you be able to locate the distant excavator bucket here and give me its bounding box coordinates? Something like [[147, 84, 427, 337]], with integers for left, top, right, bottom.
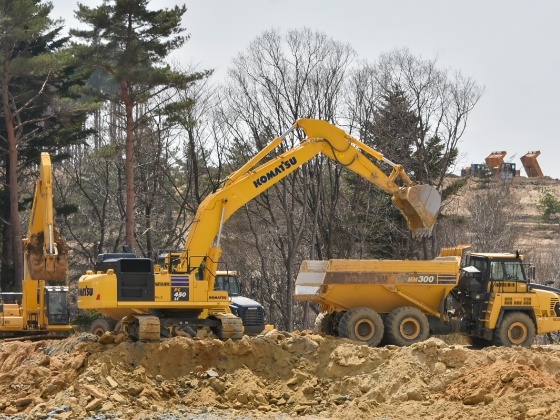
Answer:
[[392, 185, 441, 238], [24, 231, 68, 281]]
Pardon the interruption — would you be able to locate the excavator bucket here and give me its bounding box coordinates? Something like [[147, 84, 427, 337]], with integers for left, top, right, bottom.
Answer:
[[25, 230, 68, 281], [392, 184, 441, 237]]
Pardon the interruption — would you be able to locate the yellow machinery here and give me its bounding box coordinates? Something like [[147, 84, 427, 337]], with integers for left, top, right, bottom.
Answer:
[[0, 153, 72, 336], [485, 151, 507, 171], [295, 245, 560, 347], [78, 119, 441, 341]]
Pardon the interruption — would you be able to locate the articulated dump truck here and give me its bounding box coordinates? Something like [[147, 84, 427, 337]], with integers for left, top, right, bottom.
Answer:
[[295, 246, 560, 347]]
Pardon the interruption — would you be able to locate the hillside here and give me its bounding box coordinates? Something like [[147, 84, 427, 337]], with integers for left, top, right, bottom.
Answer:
[[445, 175, 560, 252]]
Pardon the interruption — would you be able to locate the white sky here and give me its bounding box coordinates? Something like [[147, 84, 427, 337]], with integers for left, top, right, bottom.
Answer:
[[52, 0, 560, 179]]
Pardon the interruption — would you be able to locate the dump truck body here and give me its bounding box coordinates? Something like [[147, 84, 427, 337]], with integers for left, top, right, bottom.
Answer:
[[520, 151, 543, 177], [295, 257, 460, 316]]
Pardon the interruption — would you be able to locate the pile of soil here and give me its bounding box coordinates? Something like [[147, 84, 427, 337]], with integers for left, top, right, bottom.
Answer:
[[0, 330, 559, 419]]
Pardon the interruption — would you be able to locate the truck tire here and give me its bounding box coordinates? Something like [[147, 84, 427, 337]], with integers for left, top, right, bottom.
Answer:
[[314, 313, 334, 335], [384, 306, 429, 346], [338, 307, 384, 347], [492, 312, 536, 347], [90, 318, 116, 337]]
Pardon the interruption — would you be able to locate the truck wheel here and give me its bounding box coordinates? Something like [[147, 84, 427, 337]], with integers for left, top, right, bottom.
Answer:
[[385, 306, 429, 346], [492, 312, 536, 347], [314, 313, 334, 335], [90, 318, 116, 337], [338, 307, 384, 347]]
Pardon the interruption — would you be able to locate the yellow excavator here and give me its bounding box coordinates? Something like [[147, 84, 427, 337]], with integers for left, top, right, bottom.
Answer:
[[78, 119, 441, 341], [0, 153, 72, 336]]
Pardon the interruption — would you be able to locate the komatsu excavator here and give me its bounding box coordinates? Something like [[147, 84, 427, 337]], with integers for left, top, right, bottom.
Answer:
[[0, 153, 72, 336], [78, 119, 441, 341]]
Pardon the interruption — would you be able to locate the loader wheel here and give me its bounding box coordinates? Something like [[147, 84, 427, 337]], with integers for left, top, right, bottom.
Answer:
[[90, 318, 116, 337], [314, 313, 334, 335], [492, 312, 535, 347], [385, 306, 429, 347], [338, 307, 384, 347]]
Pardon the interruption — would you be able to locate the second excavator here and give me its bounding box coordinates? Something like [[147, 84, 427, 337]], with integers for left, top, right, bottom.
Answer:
[[78, 119, 441, 341]]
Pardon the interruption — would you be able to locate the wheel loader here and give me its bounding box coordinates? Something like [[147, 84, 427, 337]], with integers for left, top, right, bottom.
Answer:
[[295, 245, 560, 347], [0, 153, 72, 337], [78, 119, 441, 341]]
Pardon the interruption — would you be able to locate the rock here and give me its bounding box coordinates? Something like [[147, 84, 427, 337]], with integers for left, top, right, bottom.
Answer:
[[526, 407, 548, 417], [4, 406, 18, 415], [85, 398, 103, 412], [83, 384, 107, 400], [101, 401, 115, 412], [14, 397, 33, 407], [69, 354, 87, 369], [98, 332, 116, 344], [209, 377, 226, 393], [205, 369, 219, 378], [128, 384, 144, 397], [463, 389, 487, 405], [106, 376, 119, 388], [110, 392, 126, 404]]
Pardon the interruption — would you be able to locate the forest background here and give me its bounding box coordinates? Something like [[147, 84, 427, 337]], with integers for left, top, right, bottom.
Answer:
[[1, 0, 559, 332]]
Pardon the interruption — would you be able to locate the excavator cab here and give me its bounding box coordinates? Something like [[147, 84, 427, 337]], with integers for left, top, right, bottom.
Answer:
[[45, 286, 70, 325]]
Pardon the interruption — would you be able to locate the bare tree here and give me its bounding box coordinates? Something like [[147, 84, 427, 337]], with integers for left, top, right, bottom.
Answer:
[[218, 28, 356, 330], [346, 48, 484, 258], [464, 180, 520, 252]]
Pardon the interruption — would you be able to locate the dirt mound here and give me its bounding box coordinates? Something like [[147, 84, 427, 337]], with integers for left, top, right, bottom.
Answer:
[[0, 332, 559, 419]]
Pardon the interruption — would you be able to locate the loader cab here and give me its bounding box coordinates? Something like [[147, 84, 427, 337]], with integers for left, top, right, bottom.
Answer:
[[460, 253, 531, 295]]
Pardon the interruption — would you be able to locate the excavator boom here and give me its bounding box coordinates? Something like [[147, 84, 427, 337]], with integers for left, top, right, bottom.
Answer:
[[24, 153, 68, 281], [182, 119, 441, 279]]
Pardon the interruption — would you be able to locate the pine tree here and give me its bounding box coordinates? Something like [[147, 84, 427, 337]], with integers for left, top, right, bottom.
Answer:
[[70, 0, 211, 249], [0, 0, 91, 290]]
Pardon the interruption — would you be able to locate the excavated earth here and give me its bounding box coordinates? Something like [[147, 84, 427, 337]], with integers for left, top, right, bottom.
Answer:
[[0, 330, 559, 419]]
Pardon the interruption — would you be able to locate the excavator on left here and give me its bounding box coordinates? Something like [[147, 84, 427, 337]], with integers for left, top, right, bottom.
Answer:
[[0, 153, 72, 338]]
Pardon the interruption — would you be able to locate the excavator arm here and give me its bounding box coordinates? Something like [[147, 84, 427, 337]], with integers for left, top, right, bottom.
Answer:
[[180, 119, 441, 282], [23, 153, 67, 281]]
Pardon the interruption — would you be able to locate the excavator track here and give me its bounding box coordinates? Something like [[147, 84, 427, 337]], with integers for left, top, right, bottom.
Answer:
[[0, 333, 70, 342], [121, 315, 161, 342], [213, 313, 244, 340]]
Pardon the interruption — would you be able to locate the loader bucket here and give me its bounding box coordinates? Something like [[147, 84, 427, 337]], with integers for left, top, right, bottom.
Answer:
[[392, 184, 441, 237]]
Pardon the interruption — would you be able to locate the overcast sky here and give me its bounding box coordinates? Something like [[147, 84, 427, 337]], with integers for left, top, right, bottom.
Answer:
[[52, 0, 560, 179]]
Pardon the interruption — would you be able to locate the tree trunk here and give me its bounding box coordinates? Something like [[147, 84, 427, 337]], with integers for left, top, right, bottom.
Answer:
[[121, 80, 136, 249], [2, 65, 23, 291]]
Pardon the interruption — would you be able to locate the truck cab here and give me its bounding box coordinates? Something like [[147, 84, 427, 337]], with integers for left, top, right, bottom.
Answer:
[[214, 271, 266, 335]]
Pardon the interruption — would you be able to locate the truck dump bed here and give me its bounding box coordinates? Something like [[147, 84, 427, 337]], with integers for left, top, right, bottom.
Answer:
[[294, 257, 461, 316]]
